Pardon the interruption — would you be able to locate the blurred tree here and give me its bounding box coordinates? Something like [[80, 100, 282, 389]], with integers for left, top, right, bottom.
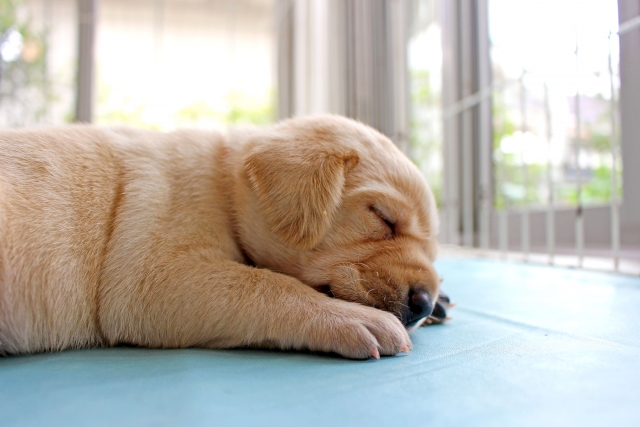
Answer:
[[0, 0, 52, 126]]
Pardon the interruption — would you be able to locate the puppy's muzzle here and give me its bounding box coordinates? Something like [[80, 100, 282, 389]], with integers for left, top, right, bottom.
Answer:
[[402, 288, 434, 327]]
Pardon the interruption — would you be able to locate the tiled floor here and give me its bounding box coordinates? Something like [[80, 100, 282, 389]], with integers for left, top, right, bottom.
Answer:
[[441, 245, 640, 276], [1, 258, 639, 427]]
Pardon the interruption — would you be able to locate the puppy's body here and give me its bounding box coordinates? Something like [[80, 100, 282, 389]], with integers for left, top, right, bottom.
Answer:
[[0, 116, 440, 359]]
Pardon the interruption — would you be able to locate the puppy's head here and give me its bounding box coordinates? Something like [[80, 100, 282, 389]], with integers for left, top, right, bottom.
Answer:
[[237, 115, 440, 330]]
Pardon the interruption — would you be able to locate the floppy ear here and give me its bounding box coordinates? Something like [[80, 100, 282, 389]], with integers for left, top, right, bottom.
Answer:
[[244, 141, 359, 249]]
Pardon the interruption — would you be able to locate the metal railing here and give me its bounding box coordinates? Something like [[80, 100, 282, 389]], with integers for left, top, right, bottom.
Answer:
[[440, 12, 640, 276]]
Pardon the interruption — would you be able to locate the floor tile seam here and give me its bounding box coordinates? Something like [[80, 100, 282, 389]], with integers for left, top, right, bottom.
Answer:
[[0, 336, 518, 414], [331, 332, 525, 387], [456, 306, 640, 351], [241, 362, 465, 417], [248, 333, 524, 411]]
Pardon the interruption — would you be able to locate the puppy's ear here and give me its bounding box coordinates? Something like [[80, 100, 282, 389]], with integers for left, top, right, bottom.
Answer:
[[245, 141, 359, 249]]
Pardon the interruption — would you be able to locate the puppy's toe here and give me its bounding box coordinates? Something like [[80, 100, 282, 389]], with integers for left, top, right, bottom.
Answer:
[[422, 290, 454, 326], [361, 310, 412, 357], [437, 290, 451, 305], [310, 301, 412, 359]]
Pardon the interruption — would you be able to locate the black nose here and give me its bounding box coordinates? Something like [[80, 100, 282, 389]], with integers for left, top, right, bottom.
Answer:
[[404, 289, 434, 327]]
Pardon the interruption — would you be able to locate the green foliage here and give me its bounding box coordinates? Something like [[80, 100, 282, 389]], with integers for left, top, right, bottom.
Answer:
[[590, 131, 611, 152], [223, 90, 275, 126], [492, 93, 519, 209], [0, 0, 53, 126], [174, 91, 275, 129], [98, 81, 275, 130], [96, 83, 159, 130], [100, 104, 159, 130], [0, 0, 19, 31], [175, 100, 218, 124], [410, 70, 432, 104], [557, 165, 622, 205], [492, 94, 517, 150], [408, 68, 443, 207], [492, 88, 621, 210]]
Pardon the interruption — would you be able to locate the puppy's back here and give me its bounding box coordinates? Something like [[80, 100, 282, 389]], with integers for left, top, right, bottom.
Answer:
[[0, 126, 125, 354]]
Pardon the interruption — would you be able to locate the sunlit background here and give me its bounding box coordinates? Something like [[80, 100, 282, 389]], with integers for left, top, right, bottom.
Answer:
[[1, 0, 638, 272], [408, 0, 621, 206], [0, 0, 276, 129]]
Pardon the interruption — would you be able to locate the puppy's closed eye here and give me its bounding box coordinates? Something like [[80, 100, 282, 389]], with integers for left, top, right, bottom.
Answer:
[[369, 205, 395, 240]]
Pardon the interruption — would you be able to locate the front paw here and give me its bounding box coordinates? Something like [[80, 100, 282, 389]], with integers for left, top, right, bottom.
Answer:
[[307, 299, 412, 360], [422, 290, 454, 326]]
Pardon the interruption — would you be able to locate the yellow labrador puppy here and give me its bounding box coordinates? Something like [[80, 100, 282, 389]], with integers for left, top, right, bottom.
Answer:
[[0, 115, 443, 359]]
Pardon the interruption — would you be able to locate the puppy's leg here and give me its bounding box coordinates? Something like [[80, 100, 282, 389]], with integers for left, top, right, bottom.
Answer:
[[99, 259, 411, 359]]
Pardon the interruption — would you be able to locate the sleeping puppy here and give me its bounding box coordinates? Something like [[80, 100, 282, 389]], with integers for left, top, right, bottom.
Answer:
[[0, 115, 446, 359]]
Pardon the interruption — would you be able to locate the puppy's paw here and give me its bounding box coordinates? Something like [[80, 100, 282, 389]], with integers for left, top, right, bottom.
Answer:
[[308, 300, 412, 360], [422, 290, 454, 326]]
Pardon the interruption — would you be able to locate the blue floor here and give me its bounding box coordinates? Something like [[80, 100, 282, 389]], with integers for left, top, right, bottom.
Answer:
[[2, 258, 639, 427]]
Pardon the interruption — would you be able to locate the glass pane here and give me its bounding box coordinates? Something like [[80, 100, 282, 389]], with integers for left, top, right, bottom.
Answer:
[[95, 0, 276, 130], [408, 0, 443, 207], [0, 0, 77, 127], [0, 0, 276, 129], [489, 0, 621, 209]]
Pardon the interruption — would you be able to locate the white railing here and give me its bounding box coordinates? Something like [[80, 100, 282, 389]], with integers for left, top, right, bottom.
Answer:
[[440, 14, 640, 276]]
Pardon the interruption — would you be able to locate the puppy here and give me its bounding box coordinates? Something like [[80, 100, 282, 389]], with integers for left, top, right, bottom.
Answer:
[[0, 115, 442, 359]]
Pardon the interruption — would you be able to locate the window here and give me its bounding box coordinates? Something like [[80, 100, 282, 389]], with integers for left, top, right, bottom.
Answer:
[[439, 0, 639, 271], [0, 0, 277, 129]]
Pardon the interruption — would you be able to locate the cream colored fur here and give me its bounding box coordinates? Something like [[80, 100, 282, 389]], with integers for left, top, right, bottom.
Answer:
[[0, 115, 439, 359]]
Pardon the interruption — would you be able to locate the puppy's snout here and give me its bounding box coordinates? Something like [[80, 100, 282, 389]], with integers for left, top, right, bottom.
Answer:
[[404, 288, 434, 327]]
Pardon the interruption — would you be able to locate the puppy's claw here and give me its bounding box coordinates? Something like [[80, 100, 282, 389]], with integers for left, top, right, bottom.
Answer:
[[400, 344, 410, 353], [370, 347, 381, 360], [421, 289, 455, 326], [431, 300, 447, 319], [437, 290, 450, 304], [313, 300, 409, 359]]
